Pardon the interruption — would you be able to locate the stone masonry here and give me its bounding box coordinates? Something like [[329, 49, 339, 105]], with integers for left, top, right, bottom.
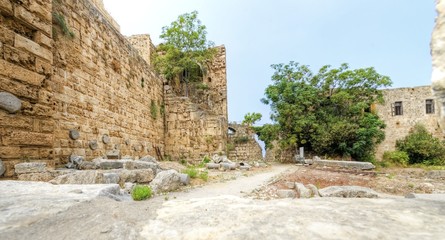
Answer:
[[227, 123, 263, 161], [375, 86, 444, 160], [0, 0, 228, 177]]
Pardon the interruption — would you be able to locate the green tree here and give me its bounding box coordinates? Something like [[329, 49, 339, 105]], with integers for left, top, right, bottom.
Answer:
[[396, 124, 445, 165], [242, 112, 262, 127], [152, 11, 216, 95], [260, 62, 392, 161]]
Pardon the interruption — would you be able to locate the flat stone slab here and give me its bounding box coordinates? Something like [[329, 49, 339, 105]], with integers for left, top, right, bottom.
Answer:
[[14, 162, 47, 174], [319, 186, 378, 198], [0, 181, 126, 233], [405, 193, 445, 202], [313, 159, 375, 170]]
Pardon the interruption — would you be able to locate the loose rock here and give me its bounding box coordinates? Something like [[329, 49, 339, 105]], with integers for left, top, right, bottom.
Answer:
[[0, 159, 5, 176], [66, 155, 84, 169], [15, 162, 47, 174], [319, 186, 378, 198], [106, 150, 120, 159], [116, 169, 155, 185], [295, 183, 312, 198], [69, 129, 80, 140], [103, 173, 120, 184], [179, 173, 190, 185], [306, 184, 320, 197], [0, 91, 21, 113], [277, 189, 296, 198], [149, 170, 181, 193], [206, 163, 220, 169], [139, 155, 157, 163]]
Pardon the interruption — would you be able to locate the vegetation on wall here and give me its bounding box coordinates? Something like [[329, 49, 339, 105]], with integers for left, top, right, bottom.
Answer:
[[150, 100, 158, 119], [152, 11, 216, 95], [396, 124, 445, 165], [52, 12, 75, 39], [256, 62, 392, 162]]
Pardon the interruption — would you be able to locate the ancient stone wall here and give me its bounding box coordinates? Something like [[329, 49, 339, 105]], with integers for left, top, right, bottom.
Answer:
[[51, 0, 165, 164], [375, 86, 444, 160], [431, 0, 445, 129], [0, 0, 55, 177], [164, 46, 228, 161], [227, 123, 263, 161], [127, 34, 155, 66]]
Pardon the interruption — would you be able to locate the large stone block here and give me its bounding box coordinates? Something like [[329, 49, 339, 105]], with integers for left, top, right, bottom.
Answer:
[[0, 92, 21, 113], [0, 146, 21, 158], [319, 186, 378, 198], [149, 169, 181, 193], [0, 59, 45, 86], [14, 162, 47, 174], [0, 0, 13, 15], [15, 34, 53, 63], [3, 131, 54, 146], [115, 169, 155, 184], [50, 171, 106, 184], [14, 5, 51, 36]]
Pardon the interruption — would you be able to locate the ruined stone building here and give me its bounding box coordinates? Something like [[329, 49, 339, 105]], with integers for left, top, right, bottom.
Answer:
[[0, 0, 228, 177], [375, 86, 444, 159], [227, 123, 263, 161]]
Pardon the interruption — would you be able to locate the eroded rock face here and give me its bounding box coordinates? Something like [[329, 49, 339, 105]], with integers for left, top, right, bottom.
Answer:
[[432, 0, 445, 128]]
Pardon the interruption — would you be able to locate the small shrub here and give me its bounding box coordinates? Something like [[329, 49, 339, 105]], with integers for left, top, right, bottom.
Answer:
[[183, 167, 198, 178], [382, 151, 409, 167], [198, 171, 208, 181], [52, 12, 75, 38], [198, 156, 211, 167], [196, 82, 209, 90], [131, 185, 152, 201], [234, 136, 249, 144], [150, 100, 158, 119], [396, 124, 445, 165]]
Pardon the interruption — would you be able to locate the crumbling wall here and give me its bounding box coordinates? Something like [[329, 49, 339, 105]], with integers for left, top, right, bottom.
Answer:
[[164, 46, 228, 161], [227, 123, 263, 161], [51, 0, 165, 164], [375, 86, 443, 159], [432, 0, 445, 130], [0, 0, 55, 177]]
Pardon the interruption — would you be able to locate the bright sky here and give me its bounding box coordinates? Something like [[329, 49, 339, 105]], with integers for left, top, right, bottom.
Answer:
[[103, 0, 436, 125]]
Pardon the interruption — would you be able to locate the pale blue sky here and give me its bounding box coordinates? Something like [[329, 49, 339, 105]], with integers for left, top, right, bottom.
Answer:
[[103, 0, 436, 125]]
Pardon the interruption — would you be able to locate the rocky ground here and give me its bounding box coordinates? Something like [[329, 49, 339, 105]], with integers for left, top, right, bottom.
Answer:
[[1, 163, 445, 240]]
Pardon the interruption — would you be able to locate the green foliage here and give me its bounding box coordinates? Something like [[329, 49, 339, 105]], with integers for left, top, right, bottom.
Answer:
[[160, 102, 165, 117], [234, 136, 249, 144], [183, 167, 198, 178], [197, 156, 211, 167], [196, 82, 209, 90], [396, 124, 445, 165], [131, 185, 152, 201], [253, 124, 280, 149], [382, 151, 409, 167], [198, 171, 209, 181], [152, 11, 216, 85], [260, 62, 392, 161], [242, 112, 262, 126], [150, 100, 158, 119], [52, 12, 75, 39]]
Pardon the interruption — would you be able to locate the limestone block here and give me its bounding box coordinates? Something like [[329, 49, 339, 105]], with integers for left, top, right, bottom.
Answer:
[[15, 34, 53, 63], [3, 131, 53, 146], [0, 59, 45, 86], [14, 162, 47, 174], [179, 173, 190, 185], [97, 160, 124, 170], [319, 186, 378, 198], [124, 161, 158, 172], [0, 92, 21, 113], [103, 173, 120, 184], [33, 31, 52, 49], [149, 170, 181, 193], [14, 5, 51, 36], [106, 150, 120, 159], [306, 184, 320, 197], [0, 0, 13, 15], [18, 172, 54, 182], [0, 146, 21, 158], [50, 171, 106, 184], [295, 183, 311, 198], [116, 169, 155, 184]]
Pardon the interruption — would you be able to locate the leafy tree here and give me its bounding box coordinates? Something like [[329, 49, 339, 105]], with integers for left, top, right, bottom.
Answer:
[[152, 11, 216, 94], [242, 112, 262, 126], [259, 62, 392, 161], [396, 124, 445, 165]]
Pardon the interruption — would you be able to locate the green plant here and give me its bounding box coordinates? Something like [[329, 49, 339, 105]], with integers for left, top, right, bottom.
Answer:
[[382, 150, 409, 167], [226, 143, 235, 152], [198, 171, 208, 181], [196, 82, 209, 90], [131, 185, 152, 201], [183, 167, 198, 178], [396, 124, 445, 165], [160, 102, 165, 117], [180, 159, 187, 165], [150, 100, 158, 119], [52, 12, 75, 38], [234, 136, 249, 144], [198, 156, 211, 167]]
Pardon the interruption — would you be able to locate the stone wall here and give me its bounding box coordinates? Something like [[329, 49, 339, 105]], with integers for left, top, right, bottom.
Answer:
[[0, 0, 55, 177], [227, 123, 263, 161], [375, 86, 444, 159], [431, 0, 445, 129], [164, 46, 228, 161], [51, 0, 165, 164], [127, 34, 155, 66]]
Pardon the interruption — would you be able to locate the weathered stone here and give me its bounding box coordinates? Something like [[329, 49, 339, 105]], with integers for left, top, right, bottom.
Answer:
[[69, 129, 80, 140], [89, 141, 98, 150], [306, 184, 320, 197], [78, 161, 99, 170], [313, 159, 375, 170], [139, 155, 157, 163], [0, 92, 21, 113], [149, 170, 181, 193], [295, 183, 312, 198], [206, 163, 220, 169], [426, 170, 445, 180], [18, 172, 54, 182], [221, 162, 236, 171], [66, 155, 84, 169], [50, 171, 106, 184], [0, 59, 45, 86], [124, 161, 158, 173], [405, 193, 445, 202], [117, 169, 155, 184], [284, 181, 295, 189], [277, 189, 296, 199], [0, 159, 5, 176], [319, 186, 378, 198], [96, 160, 124, 170], [14, 162, 47, 174], [239, 166, 251, 171], [179, 173, 190, 185], [106, 150, 120, 159], [102, 134, 110, 144], [103, 173, 120, 184], [416, 183, 435, 194]]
